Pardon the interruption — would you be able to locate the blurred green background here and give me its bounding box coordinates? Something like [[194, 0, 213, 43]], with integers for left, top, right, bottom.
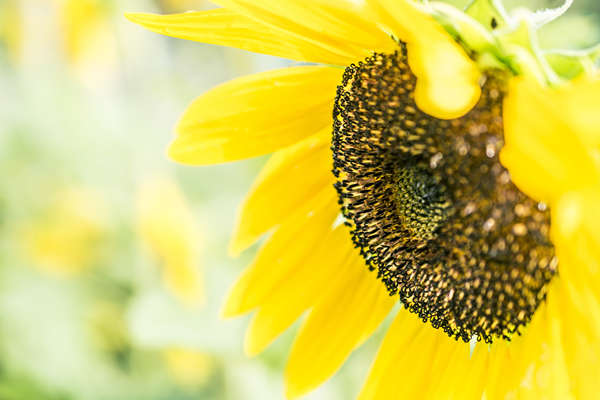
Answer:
[[0, 1, 598, 399]]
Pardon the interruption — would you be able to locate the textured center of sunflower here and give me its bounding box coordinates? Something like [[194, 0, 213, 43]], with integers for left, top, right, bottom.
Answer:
[[395, 167, 451, 241], [332, 45, 557, 343]]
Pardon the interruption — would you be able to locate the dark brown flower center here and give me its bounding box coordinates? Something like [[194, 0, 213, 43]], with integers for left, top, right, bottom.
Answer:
[[332, 45, 557, 343]]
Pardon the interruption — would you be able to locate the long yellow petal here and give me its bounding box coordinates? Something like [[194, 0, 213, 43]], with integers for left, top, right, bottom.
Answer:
[[501, 77, 600, 204], [211, 0, 396, 63], [284, 253, 396, 399], [553, 281, 600, 400], [547, 77, 600, 151], [542, 292, 574, 399], [244, 224, 355, 356], [483, 290, 567, 400], [126, 9, 355, 65], [367, 0, 481, 119], [551, 190, 600, 399], [167, 66, 341, 165], [359, 311, 435, 400], [359, 310, 487, 400], [221, 189, 338, 317], [230, 131, 333, 255], [553, 189, 600, 296], [450, 344, 489, 400]]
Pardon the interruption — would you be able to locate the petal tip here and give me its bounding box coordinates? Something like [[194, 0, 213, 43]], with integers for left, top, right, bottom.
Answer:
[[283, 381, 303, 400], [220, 291, 243, 319], [166, 139, 200, 166], [243, 334, 263, 358], [219, 302, 237, 319], [124, 12, 153, 26], [228, 220, 248, 257], [220, 281, 253, 319], [284, 360, 319, 400]]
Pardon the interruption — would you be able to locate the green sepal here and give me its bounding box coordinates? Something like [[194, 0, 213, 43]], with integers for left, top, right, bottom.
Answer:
[[544, 45, 600, 79], [464, 0, 509, 31]]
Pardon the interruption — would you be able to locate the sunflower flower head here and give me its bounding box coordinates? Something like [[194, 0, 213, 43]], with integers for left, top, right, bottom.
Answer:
[[129, 0, 600, 398]]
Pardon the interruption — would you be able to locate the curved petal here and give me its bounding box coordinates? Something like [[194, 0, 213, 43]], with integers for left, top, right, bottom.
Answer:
[[126, 9, 358, 66], [244, 224, 355, 356], [501, 77, 600, 204], [284, 252, 396, 398], [551, 190, 600, 397], [211, 0, 397, 63], [229, 130, 333, 255], [358, 311, 485, 400], [552, 77, 600, 151], [221, 188, 338, 317], [552, 281, 600, 400], [514, 292, 573, 399], [483, 304, 550, 400], [167, 66, 342, 165], [367, 0, 481, 119]]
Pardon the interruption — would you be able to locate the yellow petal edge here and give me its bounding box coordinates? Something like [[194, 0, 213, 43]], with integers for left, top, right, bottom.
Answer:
[[367, 0, 482, 119]]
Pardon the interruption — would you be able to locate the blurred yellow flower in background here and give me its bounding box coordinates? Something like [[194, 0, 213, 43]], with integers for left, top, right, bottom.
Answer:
[[129, 0, 600, 399], [57, 0, 118, 87], [0, 0, 22, 64], [2, 0, 119, 85], [22, 188, 107, 277], [163, 347, 214, 388], [137, 176, 204, 307]]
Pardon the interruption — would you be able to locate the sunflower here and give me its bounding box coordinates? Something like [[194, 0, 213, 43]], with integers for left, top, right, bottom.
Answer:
[[127, 0, 600, 398]]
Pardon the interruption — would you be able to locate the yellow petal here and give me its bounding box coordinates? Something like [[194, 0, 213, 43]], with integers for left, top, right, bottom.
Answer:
[[284, 253, 395, 399], [126, 9, 357, 66], [230, 131, 333, 255], [485, 279, 585, 400], [551, 189, 600, 355], [422, 340, 468, 399], [360, 310, 489, 400], [552, 281, 600, 400], [554, 78, 600, 150], [553, 188, 600, 288], [244, 224, 355, 356], [221, 189, 338, 317], [367, 0, 481, 119], [359, 312, 441, 399], [543, 291, 574, 399], [501, 77, 600, 204], [484, 323, 542, 400], [550, 188, 600, 399], [211, 0, 396, 63], [495, 292, 574, 400], [167, 66, 341, 165], [450, 344, 489, 400]]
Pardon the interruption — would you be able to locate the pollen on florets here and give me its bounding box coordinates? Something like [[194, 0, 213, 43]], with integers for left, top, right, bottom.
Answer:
[[332, 45, 557, 343]]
